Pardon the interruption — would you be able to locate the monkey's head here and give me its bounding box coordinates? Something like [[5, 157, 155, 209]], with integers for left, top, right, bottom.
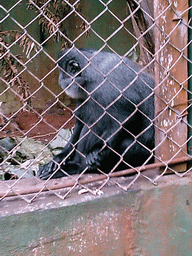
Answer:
[[58, 48, 121, 100], [58, 48, 97, 99]]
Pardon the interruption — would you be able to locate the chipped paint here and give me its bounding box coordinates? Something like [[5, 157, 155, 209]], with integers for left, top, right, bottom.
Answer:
[[174, 1, 178, 8], [154, 0, 188, 172], [1, 174, 192, 255]]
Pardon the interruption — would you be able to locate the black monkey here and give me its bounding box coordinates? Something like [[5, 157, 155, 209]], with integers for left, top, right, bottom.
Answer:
[[38, 48, 154, 179]]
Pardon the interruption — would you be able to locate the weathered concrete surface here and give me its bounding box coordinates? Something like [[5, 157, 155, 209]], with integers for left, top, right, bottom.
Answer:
[[0, 174, 192, 256]]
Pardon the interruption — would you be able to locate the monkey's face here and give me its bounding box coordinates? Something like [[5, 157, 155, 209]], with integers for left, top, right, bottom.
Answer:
[[58, 49, 91, 100], [58, 48, 110, 101]]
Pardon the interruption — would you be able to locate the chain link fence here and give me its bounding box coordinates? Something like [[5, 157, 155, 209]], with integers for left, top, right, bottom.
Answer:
[[0, 0, 191, 203]]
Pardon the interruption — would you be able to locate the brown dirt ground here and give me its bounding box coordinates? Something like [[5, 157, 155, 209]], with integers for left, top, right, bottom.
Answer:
[[0, 107, 76, 144]]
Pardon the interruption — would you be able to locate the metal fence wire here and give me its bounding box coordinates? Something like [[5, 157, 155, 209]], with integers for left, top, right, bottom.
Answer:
[[0, 0, 191, 203]]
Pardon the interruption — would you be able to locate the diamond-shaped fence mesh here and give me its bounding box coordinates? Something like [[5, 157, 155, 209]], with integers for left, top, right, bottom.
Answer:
[[0, 0, 191, 203]]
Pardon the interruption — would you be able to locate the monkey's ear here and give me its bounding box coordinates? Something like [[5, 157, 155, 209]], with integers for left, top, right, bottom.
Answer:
[[66, 60, 81, 75]]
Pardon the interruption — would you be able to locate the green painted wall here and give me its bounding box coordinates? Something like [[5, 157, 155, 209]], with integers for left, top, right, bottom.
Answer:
[[0, 174, 192, 255]]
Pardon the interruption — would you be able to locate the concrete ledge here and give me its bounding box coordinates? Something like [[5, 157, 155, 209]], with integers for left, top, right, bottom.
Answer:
[[0, 173, 192, 255]]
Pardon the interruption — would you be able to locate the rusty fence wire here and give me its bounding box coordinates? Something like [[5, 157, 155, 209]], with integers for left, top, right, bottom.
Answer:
[[0, 0, 191, 203]]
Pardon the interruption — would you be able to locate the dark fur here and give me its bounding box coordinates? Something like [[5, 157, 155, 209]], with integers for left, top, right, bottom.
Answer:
[[38, 48, 154, 179]]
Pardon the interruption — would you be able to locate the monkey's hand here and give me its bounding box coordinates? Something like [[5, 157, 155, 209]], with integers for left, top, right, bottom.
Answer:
[[38, 160, 66, 180], [86, 150, 101, 169]]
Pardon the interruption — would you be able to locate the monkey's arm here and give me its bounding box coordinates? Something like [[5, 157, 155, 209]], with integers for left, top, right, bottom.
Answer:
[[85, 123, 123, 168], [38, 119, 84, 179], [85, 111, 137, 170]]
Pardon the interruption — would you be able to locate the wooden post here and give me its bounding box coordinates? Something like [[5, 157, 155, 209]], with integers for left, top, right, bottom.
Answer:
[[154, 0, 188, 172]]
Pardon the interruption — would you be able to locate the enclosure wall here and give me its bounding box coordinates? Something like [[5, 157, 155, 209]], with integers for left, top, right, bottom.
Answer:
[[1, 174, 192, 256]]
